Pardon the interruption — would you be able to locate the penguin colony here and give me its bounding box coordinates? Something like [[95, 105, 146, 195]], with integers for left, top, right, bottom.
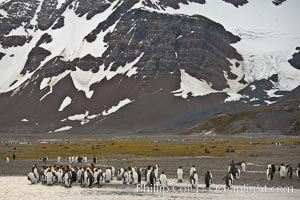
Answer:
[[27, 160, 300, 189]]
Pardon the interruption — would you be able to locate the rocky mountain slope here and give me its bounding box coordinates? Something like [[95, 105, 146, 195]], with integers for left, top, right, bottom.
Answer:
[[0, 0, 299, 135]]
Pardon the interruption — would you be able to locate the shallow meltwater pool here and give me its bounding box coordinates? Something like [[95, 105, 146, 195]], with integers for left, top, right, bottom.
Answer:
[[0, 177, 299, 200]]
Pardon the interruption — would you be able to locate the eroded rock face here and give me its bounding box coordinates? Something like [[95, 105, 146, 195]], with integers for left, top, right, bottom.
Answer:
[[289, 47, 300, 70], [272, 0, 287, 6], [222, 0, 248, 7], [0, 0, 298, 134]]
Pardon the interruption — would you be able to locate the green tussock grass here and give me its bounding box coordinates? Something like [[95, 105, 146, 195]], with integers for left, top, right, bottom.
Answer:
[[0, 139, 299, 160]]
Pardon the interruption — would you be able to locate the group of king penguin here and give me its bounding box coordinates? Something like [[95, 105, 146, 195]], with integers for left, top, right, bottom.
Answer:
[[27, 160, 300, 189], [266, 163, 300, 180]]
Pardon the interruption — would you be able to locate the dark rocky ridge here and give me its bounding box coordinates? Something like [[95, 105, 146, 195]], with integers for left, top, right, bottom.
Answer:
[[272, 0, 287, 6], [222, 0, 248, 7], [0, 0, 298, 134], [288, 47, 300, 70]]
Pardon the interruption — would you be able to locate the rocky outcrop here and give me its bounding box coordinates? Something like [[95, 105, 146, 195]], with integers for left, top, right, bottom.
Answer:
[[272, 0, 287, 6], [0, 0, 299, 134], [288, 47, 300, 70], [222, 0, 248, 7]]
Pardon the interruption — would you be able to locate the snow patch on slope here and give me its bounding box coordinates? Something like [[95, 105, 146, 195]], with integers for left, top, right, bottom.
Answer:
[[21, 118, 29, 122], [58, 96, 72, 111], [40, 70, 71, 100], [172, 69, 218, 98], [40, 0, 119, 61], [56, 0, 66, 9], [173, 68, 248, 102], [54, 126, 72, 132], [162, 0, 300, 94], [102, 98, 132, 116], [61, 98, 133, 125], [65, 110, 98, 125], [70, 53, 144, 99], [0, 0, 44, 93], [0, 6, 8, 18]]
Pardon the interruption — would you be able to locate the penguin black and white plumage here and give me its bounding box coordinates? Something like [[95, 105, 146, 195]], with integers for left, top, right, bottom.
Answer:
[[105, 168, 112, 183], [159, 172, 167, 187], [40, 166, 48, 184], [77, 168, 83, 183], [96, 171, 104, 188], [190, 165, 196, 177], [81, 169, 89, 187], [137, 167, 142, 183], [266, 167, 273, 181], [130, 171, 138, 185], [235, 167, 241, 179], [286, 165, 293, 179], [71, 170, 77, 183], [204, 171, 213, 188], [32, 165, 39, 182], [146, 166, 152, 185], [190, 171, 198, 188], [64, 170, 72, 188], [57, 156, 61, 163], [297, 163, 300, 178], [56, 168, 63, 183], [122, 170, 129, 184], [93, 168, 101, 184], [279, 164, 287, 178], [154, 165, 159, 182], [224, 173, 233, 189], [271, 164, 276, 174], [117, 168, 125, 181], [27, 172, 38, 184], [177, 166, 183, 183], [110, 166, 115, 179], [241, 161, 246, 173], [149, 169, 156, 186]]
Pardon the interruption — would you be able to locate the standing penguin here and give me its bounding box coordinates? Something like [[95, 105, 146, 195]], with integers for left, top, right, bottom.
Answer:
[[105, 167, 112, 183], [146, 166, 152, 185], [297, 163, 300, 178], [190, 165, 196, 177], [87, 169, 94, 187], [224, 172, 233, 189], [159, 172, 168, 187], [56, 167, 63, 183], [190, 171, 198, 188], [271, 163, 276, 175], [57, 156, 61, 164], [241, 161, 246, 173], [204, 171, 213, 188], [93, 168, 101, 184], [149, 168, 156, 186], [154, 165, 159, 182], [137, 167, 142, 183], [117, 168, 125, 181], [266, 164, 274, 181], [110, 166, 116, 179], [46, 169, 54, 185], [32, 164, 39, 182], [130, 171, 139, 185], [77, 167, 83, 183], [286, 165, 293, 179], [64, 169, 72, 188], [177, 166, 184, 183], [279, 164, 287, 178], [122, 169, 130, 184]]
